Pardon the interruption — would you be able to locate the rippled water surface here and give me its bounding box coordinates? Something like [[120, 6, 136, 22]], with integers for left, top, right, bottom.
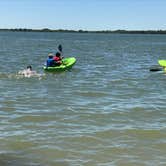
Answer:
[[0, 32, 166, 166]]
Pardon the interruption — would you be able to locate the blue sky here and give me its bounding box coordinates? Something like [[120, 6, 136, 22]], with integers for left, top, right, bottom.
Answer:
[[0, 0, 165, 30]]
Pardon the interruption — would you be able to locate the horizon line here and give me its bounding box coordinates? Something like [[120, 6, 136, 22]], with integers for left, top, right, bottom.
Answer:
[[0, 28, 166, 34]]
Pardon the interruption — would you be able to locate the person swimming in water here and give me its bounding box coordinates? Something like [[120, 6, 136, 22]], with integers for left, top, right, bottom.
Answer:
[[18, 65, 38, 77]]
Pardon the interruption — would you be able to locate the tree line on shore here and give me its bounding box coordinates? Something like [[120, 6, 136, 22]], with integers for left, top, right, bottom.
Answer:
[[0, 28, 166, 34]]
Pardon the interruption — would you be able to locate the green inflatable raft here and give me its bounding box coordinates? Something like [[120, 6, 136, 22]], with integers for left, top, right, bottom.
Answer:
[[43, 57, 76, 72]]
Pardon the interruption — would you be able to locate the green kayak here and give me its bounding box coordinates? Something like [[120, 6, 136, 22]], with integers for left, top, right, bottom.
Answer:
[[158, 60, 166, 67], [43, 57, 76, 72]]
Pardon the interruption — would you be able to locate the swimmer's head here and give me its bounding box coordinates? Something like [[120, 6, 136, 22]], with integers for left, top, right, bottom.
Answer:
[[27, 65, 32, 70]]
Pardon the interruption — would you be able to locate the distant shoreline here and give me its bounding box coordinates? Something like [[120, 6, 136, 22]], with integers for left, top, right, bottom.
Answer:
[[0, 28, 166, 34]]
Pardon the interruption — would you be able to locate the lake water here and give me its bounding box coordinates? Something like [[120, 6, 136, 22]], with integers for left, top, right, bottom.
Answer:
[[0, 31, 166, 166]]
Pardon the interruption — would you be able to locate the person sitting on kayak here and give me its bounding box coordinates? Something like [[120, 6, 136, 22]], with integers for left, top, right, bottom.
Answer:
[[46, 53, 54, 67], [53, 52, 63, 66]]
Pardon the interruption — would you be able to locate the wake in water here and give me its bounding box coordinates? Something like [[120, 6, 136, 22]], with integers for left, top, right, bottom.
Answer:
[[0, 71, 44, 80], [0, 66, 44, 80], [18, 70, 43, 79]]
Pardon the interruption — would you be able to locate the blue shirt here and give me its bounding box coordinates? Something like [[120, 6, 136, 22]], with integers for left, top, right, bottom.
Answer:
[[46, 58, 54, 67]]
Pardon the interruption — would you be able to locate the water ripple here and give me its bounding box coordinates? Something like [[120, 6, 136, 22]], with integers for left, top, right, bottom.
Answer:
[[1, 32, 166, 166]]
